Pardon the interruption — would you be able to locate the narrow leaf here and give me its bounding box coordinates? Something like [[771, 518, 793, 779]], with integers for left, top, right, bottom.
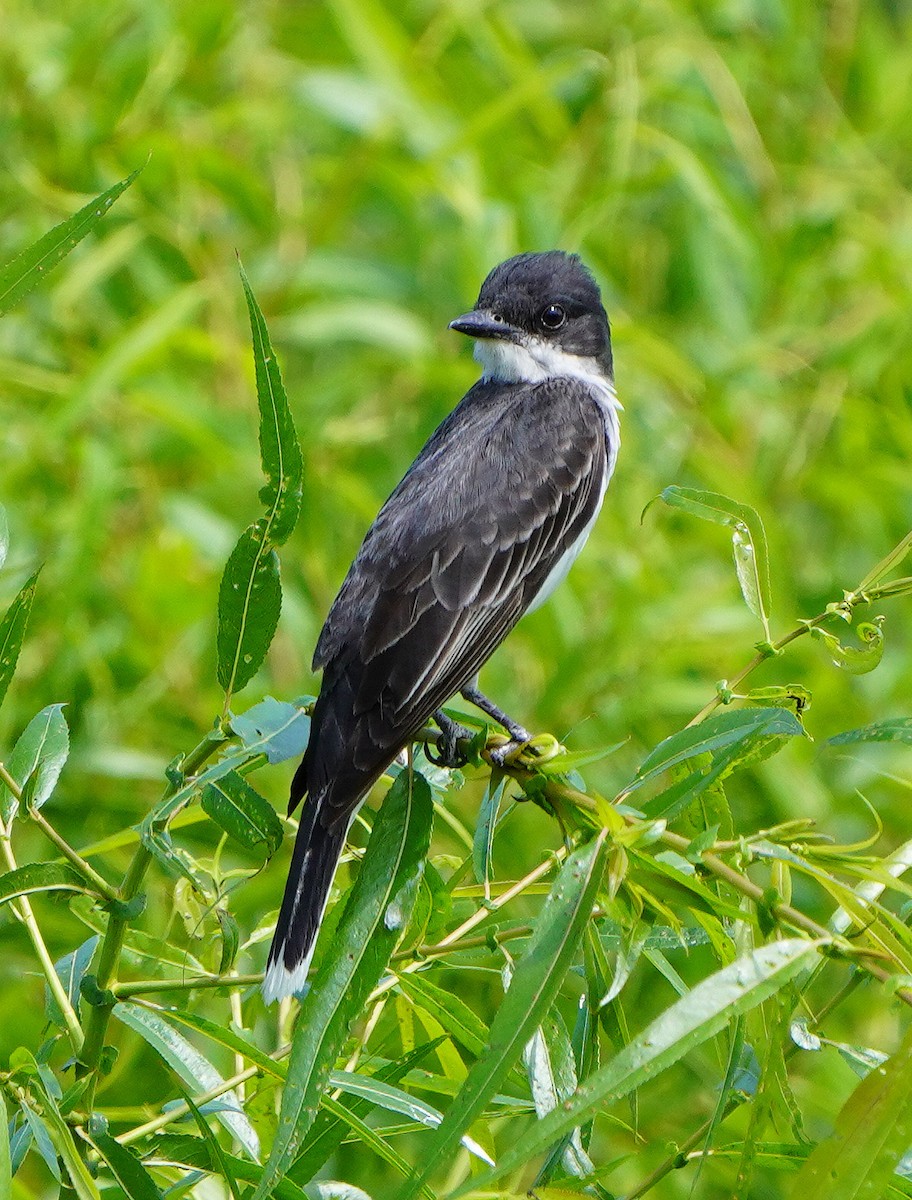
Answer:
[[855, 530, 912, 594], [0, 863, 94, 907], [252, 767, 433, 1200], [153, 1135, 309, 1200], [0, 168, 141, 315], [216, 269, 303, 699], [810, 620, 885, 675], [472, 770, 507, 893], [0, 1091, 11, 1197], [201, 771, 283, 856], [630, 708, 804, 791], [229, 696, 312, 763], [0, 703, 69, 821], [0, 506, 8, 570], [660, 486, 772, 637], [792, 1020, 912, 1199], [459, 938, 823, 1191], [397, 831, 607, 1199], [239, 264, 304, 546], [0, 568, 40, 716], [216, 527, 282, 695], [16, 1056, 99, 1200], [328, 1071, 493, 1165], [45, 935, 99, 1030], [291, 1040, 444, 1183], [112, 1001, 260, 1160], [84, 1118, 163, 1200], [829, 719, 912, 746], [395, 972, 489, 1059]]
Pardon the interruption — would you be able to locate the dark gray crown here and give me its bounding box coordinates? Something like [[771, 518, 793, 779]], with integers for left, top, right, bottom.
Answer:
[[475, 251, 612, 375]]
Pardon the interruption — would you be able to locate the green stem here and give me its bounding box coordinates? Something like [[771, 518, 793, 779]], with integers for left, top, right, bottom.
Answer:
[[112, 972, 262, 998], [77, 727, 229, 1089], [0, 828, 84, 1052], [687, 609, 832, 727]]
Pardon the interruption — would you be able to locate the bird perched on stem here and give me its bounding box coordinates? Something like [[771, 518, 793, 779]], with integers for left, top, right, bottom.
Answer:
[[263, 250, 620, 1004]]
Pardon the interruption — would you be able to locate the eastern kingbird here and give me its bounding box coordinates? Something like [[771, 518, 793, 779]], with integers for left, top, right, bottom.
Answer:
[[263, 251, 620, 1004]]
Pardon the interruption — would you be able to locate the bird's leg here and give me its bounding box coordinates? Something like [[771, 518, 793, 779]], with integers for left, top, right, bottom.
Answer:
[[427, 709, 474, 768], [460, 680, 532, 765]]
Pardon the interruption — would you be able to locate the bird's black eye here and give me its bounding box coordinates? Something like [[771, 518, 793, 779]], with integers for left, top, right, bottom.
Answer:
[[540, 303, 566, 330]]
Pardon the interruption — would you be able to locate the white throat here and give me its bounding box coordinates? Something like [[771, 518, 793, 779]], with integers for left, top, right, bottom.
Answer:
[[474, 335, 622, 414]]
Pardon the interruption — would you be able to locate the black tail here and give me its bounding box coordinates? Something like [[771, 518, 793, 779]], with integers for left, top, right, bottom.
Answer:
[[262, 792, 346, 1004]]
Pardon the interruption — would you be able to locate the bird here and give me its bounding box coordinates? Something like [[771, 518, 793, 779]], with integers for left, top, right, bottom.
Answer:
[[262, 250, 620, 1004]]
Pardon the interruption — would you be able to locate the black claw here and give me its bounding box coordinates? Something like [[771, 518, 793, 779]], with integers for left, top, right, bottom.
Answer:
[[427, 710, 473, 768]]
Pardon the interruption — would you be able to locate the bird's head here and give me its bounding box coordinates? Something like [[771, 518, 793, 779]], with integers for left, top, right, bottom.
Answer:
[[449, 251, 613, 387]]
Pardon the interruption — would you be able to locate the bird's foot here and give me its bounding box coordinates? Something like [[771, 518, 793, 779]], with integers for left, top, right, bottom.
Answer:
[[489, 725, 534, 767], [427, 710, 474, 768]]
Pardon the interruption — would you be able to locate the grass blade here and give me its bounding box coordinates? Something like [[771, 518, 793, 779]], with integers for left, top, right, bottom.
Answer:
[[252, 767, 433, 1200], [0, 168, 141, 315], [461, 938, 823, 1190], [396, 830, 608, 1199]]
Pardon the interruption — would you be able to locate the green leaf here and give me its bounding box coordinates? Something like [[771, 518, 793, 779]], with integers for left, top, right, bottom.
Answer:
[[660, 486, 772, 638], [201, 770, 284, 857], [395, 971, 490, 1059], [252, 767, 433, 1200], [524, 1016, 594, 1182], [810, 619, 885, 675], [45, 935, 99, 1030], [229, 696, 312, 763], [792, 1019, 912, 1199], [291, 1040, 444, 1184], [13, 1051, 100, 1199], [397, 830, 608, 1199], [0, 1091, 11, 1198], [144, 1004, 284, 1080], [216, 269, 304, 700], [112, 1001, 260, 1160], [216, 528, 282, 696], [0, 168, 141, 315], [829, 719, 912, 746], [460, 938, 823, 1192], [84, 1117, 164, 1200], [0, 568, 40, 716], [629, 707, 805, 820], [153, 1135, 309, 1200], [0, 862, 94, 907], [632, 708, 803, 789], [240, 264, 304, 546], [0, 506, 8, 571], [328, 1071, 492, 1165], [141, 701, 310, 834], [472, 769, 507, 892], [855, 530, 912, 594], [0, 703, 69, 821]]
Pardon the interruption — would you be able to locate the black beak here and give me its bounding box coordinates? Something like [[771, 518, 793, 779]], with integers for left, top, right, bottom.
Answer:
[[448, 310, 518, 341]]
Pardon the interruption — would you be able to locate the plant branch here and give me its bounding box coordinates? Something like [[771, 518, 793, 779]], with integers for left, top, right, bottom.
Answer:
[[78, 727, 229, 1086], [0, 825, 84, 1052]]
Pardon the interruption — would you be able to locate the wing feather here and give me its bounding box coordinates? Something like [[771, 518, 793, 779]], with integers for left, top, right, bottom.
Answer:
[[310, 376, 613, 822]]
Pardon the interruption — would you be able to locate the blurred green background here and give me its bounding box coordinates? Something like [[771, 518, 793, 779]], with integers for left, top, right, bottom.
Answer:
[[2, 0, 912, 1195]]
